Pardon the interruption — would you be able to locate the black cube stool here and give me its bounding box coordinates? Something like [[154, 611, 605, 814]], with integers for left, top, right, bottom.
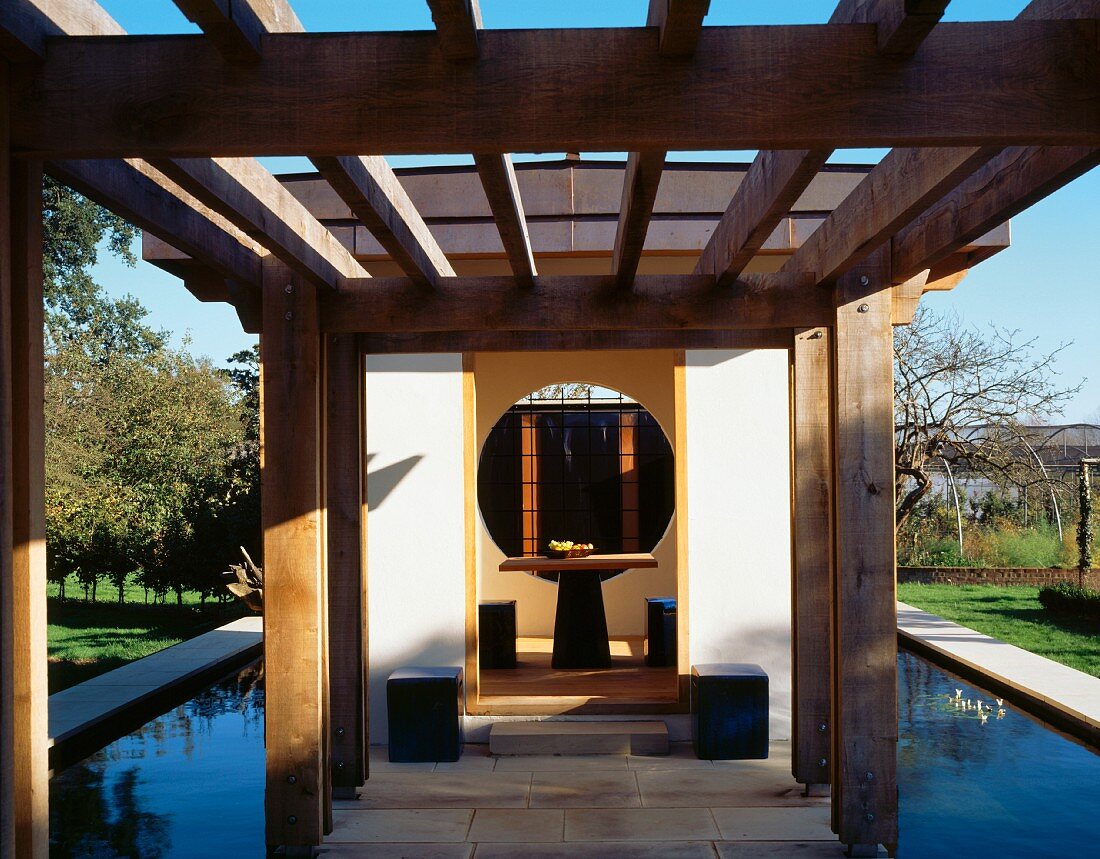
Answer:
[[387, 667, 463, 763], [644, 597, 677, 667], [479, 600, 517, 669], [692, 663, 768, 760]]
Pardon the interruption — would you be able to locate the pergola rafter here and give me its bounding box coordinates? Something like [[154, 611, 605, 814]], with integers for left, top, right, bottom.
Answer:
[[611, 0, 710, 287], [48, 159, 264, 292], [427, 1, 538, 284], [1, 0, 1097, 856], [173, 0, 303, 65], [312, 155, 455, 289], [152, 157, 365, 290]]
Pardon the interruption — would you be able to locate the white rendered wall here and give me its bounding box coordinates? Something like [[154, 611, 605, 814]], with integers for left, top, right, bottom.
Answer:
[[684, 349, 793, 739], [365, 354, 467, 743]]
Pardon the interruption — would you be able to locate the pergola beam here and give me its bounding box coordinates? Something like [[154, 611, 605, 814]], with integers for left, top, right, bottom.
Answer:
[[320, 273, 823, 333], [890, 145, 1100, 283], [426, 0, 482, 61], [358, 328, 792, 354], [153, 157, 366, 290], [612, 1, 710, 286], [50, 159, 264, 289], [695, 150, 832, 286], [783, 146, 997, 284], [12, 23, 1100, 157], [174, 1, 302, 64], [312, 155, 454, 288], [830, 0, 950, 56]]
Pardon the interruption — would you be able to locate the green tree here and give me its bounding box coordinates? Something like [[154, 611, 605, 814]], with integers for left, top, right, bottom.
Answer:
[[43, 178, 255, 604]]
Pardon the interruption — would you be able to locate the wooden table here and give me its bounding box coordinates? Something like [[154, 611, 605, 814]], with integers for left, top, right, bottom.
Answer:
[[499, 553, 658, 669]]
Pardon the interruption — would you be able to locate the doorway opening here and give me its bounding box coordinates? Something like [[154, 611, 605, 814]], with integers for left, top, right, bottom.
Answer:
[[474, 383, 681, 714]]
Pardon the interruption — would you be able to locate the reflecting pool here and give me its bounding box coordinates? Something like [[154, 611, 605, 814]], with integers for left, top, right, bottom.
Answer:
[[50, 663, 265, 858], [49, 654, 1100, 856], [896, 650, 1100, 857]]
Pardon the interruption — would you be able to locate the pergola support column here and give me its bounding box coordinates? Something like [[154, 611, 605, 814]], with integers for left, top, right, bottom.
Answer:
[[261, 259, 330, 854], [1, 64, 49, 856], [791, 326, 834, 797], [830, 248, 899, 856], [325, 334, 367, 798]]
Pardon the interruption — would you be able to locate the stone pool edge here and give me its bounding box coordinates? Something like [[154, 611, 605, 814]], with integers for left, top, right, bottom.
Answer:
[[897, 601, 1099, 752]]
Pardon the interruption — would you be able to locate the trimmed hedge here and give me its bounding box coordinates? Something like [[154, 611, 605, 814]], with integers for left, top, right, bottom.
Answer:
[[1038, 582, 1100, 621]]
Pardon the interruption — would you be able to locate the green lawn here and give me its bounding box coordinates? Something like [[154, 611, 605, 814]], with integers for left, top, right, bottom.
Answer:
[[898, 583, 1100, 677], [48, 588, 245, 693]]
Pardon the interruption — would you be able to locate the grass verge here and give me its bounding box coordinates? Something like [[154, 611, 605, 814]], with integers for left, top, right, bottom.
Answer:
[[48, 596, 245, 693], [897, 583, 1100, 677]]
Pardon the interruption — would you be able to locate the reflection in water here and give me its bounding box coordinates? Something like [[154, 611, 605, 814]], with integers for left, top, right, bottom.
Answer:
[[50, 662, 265, 858], [897, 650, 1100, 858], [49, 654, 1100, 856]]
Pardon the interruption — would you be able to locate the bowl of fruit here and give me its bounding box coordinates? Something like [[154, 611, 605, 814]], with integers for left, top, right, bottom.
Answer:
[[546, 540, 595, 559]]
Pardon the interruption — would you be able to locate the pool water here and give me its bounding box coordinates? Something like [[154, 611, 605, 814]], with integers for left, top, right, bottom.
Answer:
[[896, 650, 1099, 857], [49, 664, 265, 859], [49, 653, 1100, 857]]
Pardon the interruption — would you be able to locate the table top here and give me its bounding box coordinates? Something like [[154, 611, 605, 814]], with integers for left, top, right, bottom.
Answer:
[[498, 553, 657, 572]]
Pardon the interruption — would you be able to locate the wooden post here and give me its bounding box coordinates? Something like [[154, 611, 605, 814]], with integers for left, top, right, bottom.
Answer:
[[791, 327, 834, 796], [261, 259, 328, 853], [325, 334, 367, 798], [0, 64, 15, 859], [2, 58, 49, 856], [830, 248, 899, 856]]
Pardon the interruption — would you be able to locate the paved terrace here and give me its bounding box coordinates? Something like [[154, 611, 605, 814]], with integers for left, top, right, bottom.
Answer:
[[898, 602, 1100, 748], [324, 742, 869, 858]]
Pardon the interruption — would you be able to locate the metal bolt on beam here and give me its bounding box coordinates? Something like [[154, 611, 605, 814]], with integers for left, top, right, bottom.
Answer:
[[286, 774, 297, 784]]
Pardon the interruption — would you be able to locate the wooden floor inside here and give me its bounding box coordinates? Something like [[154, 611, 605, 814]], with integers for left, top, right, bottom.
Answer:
[[475, 636, 680, 715]]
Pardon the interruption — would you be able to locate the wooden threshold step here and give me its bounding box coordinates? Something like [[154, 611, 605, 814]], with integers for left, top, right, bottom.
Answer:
[[490, 720, 669, 756]]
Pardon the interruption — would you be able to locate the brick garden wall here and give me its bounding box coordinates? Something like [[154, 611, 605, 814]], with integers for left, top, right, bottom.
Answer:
[[898, 566, 1099, 588]]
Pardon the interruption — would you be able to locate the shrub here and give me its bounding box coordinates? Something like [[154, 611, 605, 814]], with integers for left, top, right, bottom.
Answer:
[[1038, 582, 1100, 621], [979, 525, 1068, 568]]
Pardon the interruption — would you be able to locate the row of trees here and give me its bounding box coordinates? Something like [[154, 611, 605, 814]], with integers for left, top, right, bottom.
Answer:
[[43, 176, 260, 604]]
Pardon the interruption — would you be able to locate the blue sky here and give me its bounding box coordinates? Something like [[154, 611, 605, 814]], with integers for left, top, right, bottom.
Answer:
[[91, 1, 1098, 421]]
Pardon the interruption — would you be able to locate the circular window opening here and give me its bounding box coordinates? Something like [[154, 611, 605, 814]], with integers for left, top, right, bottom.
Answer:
[[477, 382, 675, 578]]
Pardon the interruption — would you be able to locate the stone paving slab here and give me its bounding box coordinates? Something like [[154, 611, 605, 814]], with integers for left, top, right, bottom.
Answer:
[[48, 615, 262, 751], [330, 743, 847, 856], [897, 601, 1100, 744], [473, 843, 718, 859]]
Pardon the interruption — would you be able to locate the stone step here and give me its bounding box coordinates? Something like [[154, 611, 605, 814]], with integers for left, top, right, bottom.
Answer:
[[490, 720, 670, 756]]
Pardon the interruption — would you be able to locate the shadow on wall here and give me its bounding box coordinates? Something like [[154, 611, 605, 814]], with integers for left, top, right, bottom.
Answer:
[[704, 622, 793, 737], [366, 453, 423, 511], [367, 631, 465, 745]]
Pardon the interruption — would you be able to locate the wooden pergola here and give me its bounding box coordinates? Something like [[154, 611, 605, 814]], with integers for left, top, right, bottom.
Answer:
[[1, 0, 1097, 855]]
